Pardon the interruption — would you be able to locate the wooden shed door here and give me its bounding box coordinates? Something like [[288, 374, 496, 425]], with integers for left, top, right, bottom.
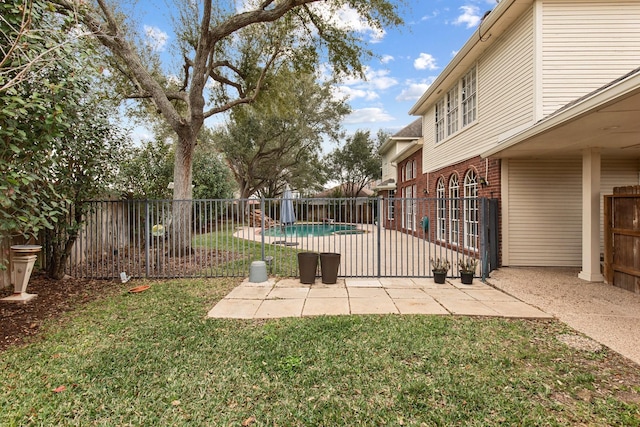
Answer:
[[604, 186, 640, 294]]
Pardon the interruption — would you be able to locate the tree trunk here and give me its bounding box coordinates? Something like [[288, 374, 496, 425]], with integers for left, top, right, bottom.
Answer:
[[46, 203, 82, 280], [170, 135, 195, 257]]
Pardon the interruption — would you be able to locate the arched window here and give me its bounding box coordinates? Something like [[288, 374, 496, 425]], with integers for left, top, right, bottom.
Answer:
[[436, 178, 446, 241], [449, 174, 460, 245], [412, 160, 417, 180], [464, 170, 479, 250]]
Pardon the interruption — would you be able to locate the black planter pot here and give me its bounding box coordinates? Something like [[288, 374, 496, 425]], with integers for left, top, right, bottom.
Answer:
[[320, 252, 341, 284], [460, 272, 474, 285], [298, 252, 319, 284], [433, 271, 447, 284]]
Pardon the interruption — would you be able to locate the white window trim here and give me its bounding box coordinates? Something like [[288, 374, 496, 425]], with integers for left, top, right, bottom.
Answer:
[[463, 170, 479, 251], [436, 178, 446, 242], [434, 65, 477, 144], [449, 174, 460, 246]]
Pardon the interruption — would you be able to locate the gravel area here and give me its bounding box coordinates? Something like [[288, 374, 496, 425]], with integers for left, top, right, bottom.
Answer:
[[488, 267, 640, 366]]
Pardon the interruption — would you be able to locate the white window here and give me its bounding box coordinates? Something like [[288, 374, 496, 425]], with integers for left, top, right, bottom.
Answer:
[[436, 178, 446, 241], [462, 66, 477, 127], [446, 86, 459, 136], [405, 161, 412, 181], [387, 190, 395, 220], [434, 65, 477, 142], [412, 160, 417, 180], [449, 174, 460, 245], [435, 98, 445, 143], [403, 186, 416, 231], [463, 170, 479, 250]]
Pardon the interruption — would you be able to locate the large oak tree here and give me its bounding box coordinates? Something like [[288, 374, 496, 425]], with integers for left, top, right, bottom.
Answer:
[[48, 0, 403, 254]]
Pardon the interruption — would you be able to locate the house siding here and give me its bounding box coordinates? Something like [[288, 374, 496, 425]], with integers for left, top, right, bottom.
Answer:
[[541, 1, 640, 116], [422, 6, 535, 173], [504, 158, 582, 266]]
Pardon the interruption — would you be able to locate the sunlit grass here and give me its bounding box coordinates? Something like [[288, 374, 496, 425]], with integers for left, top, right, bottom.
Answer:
[[192, 230, 302, 277], [1, 278, 639, 426]]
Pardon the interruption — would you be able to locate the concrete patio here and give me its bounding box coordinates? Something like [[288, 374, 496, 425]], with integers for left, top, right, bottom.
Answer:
[[207, 277, 552, 319]]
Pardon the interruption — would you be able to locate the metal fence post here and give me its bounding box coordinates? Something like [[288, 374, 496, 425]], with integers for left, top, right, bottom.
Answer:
[[377, 196, 382, 278], [144, 200, 150, 278], [480, 197, 489, 281]]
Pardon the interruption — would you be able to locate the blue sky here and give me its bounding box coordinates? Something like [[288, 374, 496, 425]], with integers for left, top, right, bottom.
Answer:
[[132, 0, 499, 145]]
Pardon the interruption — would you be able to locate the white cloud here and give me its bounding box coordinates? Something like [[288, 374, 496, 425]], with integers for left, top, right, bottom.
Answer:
[[380, 55, 394, 64], [335, 67, 398, 102], [144, 25, 169, 52], [420, 10, 439, 21], [309, 3, 386, 43], [414, 53, 438, 71], [344, 108, 394, 124], [396, 79, 434, 102], [334, 86, 379, 102], [453, 5, 482, 29]]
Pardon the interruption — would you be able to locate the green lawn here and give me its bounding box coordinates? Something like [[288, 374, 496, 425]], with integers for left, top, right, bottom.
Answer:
[[192, 230, 302, 277], [1, 278, 639, 426]]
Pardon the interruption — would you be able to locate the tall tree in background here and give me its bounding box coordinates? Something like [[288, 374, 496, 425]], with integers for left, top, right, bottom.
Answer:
[[49, 0, 403, 255], [216, 68, 349, 199], [119, 135, 234, 200], [327, 130, 382, 199]]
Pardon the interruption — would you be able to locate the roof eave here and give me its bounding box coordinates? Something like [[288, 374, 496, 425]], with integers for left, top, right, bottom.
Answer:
[[409, 0, 533, 116]]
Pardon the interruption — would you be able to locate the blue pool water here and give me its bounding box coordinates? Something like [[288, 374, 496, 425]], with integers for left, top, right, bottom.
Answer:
[[262, 223, 362, 237]]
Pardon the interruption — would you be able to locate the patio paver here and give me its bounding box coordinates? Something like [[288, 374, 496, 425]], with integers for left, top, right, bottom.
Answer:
[[254, 299, 305, 318], [434, 297, 500, 316], [307, 287, 349, 298], [303, 298, 350, 316], [267, 287, 309, 299], [347, 287, 389, 298], [350, 297, 398, 315], [207, 278, 554, 320], [207, 299, 262, 319], [394, 297, 450, 315]]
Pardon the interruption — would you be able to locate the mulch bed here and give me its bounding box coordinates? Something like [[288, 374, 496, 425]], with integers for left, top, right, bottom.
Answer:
[[0, 273, 121, 352]]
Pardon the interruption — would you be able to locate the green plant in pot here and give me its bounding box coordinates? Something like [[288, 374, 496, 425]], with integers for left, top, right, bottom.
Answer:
[[430, 258, 451, 284], [458, 257, 478, 285]]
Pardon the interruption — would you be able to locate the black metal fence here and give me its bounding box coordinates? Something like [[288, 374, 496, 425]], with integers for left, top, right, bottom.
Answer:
[[50, 197, 497, 280]]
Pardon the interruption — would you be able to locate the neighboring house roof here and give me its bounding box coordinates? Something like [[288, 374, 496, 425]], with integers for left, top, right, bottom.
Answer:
[[378, 118, 422, 154], [391, 141, 422, 164], [314, 184, 375, 198], [391, 118, 422, 139], [374, 178, 396, 191]]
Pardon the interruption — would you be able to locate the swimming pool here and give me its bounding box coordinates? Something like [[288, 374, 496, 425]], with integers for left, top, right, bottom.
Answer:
[[261, 223, 363, 237]]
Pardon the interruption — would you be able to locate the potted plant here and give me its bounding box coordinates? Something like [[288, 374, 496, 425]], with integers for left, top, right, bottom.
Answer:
[[458, 257, 478, 285], [430, 258, 451, 284]]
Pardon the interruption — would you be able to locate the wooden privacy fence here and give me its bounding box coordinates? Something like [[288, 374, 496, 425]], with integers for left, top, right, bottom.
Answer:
[[604, 186, 640, 294]]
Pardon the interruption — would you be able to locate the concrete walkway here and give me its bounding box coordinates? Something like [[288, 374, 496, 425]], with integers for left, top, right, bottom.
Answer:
[[488, 267, 640, 366], [207, 277, 552, 319]]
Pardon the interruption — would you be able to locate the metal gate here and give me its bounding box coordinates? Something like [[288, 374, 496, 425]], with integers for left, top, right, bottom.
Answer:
[[56, 197, 496, 280]]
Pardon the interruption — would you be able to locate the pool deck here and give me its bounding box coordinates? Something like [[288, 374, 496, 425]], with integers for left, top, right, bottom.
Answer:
[[207, 277, 551, 319]]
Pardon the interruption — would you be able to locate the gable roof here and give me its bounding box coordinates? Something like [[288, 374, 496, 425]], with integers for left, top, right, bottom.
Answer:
[[378, 118, 422, 154], [409, 0, 535, 116]]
